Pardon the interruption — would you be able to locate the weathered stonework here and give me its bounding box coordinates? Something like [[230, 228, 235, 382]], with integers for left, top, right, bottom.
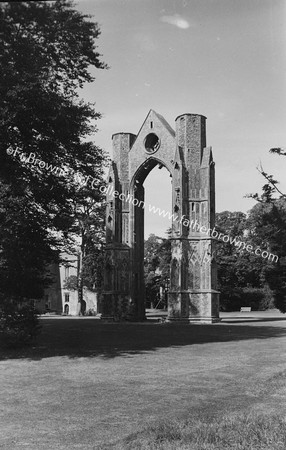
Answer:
[[101, 110, 220, 323]]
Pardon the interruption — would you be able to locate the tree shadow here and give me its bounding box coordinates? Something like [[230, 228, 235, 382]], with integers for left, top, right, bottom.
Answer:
[[0, 318, 286, 361]]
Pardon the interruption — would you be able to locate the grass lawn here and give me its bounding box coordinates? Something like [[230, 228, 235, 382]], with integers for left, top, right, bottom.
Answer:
[[0, 311, 286, 449]]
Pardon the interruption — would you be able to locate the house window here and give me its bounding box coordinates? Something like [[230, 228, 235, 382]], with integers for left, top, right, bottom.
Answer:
[[65, 266, 70, 279], [150, 121, 153, 129], [64, 293, 70, 303]]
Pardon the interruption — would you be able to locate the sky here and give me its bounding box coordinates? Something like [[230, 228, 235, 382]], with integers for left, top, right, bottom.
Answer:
[[74, 0, 286, 237]]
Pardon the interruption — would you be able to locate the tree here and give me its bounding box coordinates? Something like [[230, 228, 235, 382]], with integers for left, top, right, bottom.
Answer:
[[246, 147, 286, 312], [64, 182, 106, 314], [246, 199, 286, 312], [0, 183, 56, 303], [215, 211, 273, 311], [0, 2, 107, 320], [247, 148, 286, 203], [144, 232, 171, 308]]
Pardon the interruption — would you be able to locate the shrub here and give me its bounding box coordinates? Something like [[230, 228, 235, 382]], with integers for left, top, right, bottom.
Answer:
[[220, 287, 274, 311], [0, 302, 42, 347], [219, 287, 242, 311], [241, 287, 270, 311], [86, 308, 96, 316]]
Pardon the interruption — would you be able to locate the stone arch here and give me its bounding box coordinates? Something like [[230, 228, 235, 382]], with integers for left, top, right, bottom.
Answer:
[[131, 155, 172, 187], [101, 110, 220, 323]]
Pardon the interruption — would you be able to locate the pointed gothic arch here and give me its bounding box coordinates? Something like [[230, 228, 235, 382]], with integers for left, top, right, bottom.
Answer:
[[101, 110, 220, 323]]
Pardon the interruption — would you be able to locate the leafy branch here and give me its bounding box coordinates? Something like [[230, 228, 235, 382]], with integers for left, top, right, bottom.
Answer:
[[246, 147, 285, 203]]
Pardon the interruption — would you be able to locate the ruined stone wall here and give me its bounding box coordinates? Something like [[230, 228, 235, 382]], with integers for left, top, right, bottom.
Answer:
[[101, 110, 220, 323]]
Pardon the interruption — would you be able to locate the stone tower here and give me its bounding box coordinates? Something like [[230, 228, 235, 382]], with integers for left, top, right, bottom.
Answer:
[[101, 110, 220, 323]]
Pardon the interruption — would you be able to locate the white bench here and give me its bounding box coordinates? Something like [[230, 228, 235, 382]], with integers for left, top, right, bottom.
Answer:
[[240, 307, 251, 312]]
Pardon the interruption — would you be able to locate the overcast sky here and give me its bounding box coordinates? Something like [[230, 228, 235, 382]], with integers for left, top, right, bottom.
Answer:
[[75, 0, 286, 237]]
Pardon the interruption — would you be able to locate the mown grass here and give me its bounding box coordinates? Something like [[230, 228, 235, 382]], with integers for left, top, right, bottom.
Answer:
[[108, 412, 286, 450], [1, 316, 286, 449], [100, 367, 286, 449]]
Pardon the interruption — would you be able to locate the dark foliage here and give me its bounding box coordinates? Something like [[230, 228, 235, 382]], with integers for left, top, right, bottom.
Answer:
[[0, 302, 41, 348], [216, 203, 286, 312], [0, 1, 107, 313]]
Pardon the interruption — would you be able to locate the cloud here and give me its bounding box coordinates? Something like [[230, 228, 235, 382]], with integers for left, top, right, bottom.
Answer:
[[160, 14, 190, 29]]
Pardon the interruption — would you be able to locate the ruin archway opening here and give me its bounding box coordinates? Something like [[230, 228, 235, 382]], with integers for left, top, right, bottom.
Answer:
[[144, 165, 172, 315], [131, 160, 172, 319]]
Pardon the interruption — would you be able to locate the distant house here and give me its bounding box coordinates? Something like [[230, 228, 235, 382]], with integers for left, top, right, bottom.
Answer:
[[34, 263, 62, 314], [60, 254, 97, 316], [35, 254, 97, 315]]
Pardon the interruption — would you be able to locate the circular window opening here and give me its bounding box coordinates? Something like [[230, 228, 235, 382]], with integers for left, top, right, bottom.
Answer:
[[144, 133, 160, 154]]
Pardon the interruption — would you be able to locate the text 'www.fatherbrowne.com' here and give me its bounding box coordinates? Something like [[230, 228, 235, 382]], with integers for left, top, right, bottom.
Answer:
[[101, 184, 279, 263]]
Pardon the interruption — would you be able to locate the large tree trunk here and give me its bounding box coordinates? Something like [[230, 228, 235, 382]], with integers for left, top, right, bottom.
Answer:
[[77, 251, 83, 315]]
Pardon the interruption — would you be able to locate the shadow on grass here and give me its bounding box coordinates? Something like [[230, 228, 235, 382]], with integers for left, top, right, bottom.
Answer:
[[1, 319, 286, 361]]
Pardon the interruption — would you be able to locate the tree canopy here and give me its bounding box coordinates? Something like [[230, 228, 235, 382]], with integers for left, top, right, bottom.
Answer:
[[245, 145, 286, 312], [0, 0, 108, 305], [215, 205, 286, 312]]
